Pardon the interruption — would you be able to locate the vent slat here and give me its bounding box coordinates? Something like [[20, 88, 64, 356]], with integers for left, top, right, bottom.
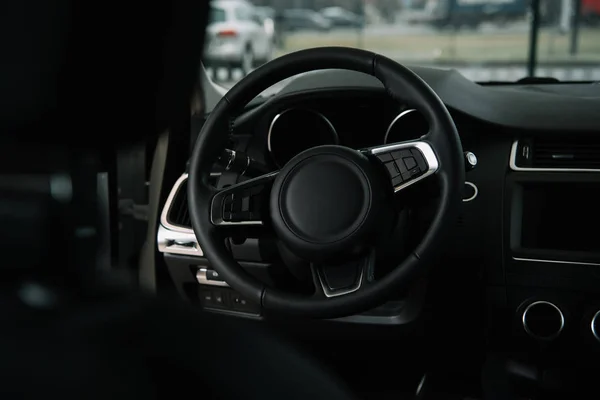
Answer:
[[166, 173, 221, 228], [531, 138, 600, 169], [168, 180, 191, 228]]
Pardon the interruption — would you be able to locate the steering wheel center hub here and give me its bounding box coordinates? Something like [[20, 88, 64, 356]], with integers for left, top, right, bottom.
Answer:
[[270, 145, 385, 261], [282, 155, 370, 243]]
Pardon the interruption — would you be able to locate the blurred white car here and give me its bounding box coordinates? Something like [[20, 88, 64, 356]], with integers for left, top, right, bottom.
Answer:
[[254, 6, 278, 46], [204, 0, 274, 78]]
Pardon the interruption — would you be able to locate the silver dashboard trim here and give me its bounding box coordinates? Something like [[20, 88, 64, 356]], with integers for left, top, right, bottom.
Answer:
[[367, 141, 439, 193], [196, 268, 230, 287], [522, 300, 565, 341], [463, 181, 478, 202], [160, 173, 194, 234], [160, 172, 222, 233], [509, 140, 600, 172], [158, 172, 219, 257], [384, 108, 417, 144], [157, 225, 203, 257], [512, 257, 600, 266], [591, 310, 600, 342], [267, 108, 339, 167]]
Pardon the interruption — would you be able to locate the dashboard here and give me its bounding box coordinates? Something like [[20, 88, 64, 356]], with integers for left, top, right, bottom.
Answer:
[[160, 67, 600, 373]]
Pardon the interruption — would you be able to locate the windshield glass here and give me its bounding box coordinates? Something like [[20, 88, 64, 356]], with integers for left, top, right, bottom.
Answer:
[[209, 6, 226, 24], [203, 0, 600, 87]]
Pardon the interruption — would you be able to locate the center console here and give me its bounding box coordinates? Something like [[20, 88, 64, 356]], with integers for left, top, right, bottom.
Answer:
[[491, 138, 600, 396]]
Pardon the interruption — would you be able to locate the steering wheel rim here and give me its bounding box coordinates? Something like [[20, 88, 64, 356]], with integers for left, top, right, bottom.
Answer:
[[189, 47, 464, 318]]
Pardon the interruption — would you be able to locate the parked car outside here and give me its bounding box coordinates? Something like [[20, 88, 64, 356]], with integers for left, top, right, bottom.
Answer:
[[254, 6, 280, 47], [320, 7, 365, 28], [204, 0, 275, 79], [281, 9, 332, 32]]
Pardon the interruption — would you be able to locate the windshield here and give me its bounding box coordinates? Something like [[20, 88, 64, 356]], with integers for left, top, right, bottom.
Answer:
[[209, 6, 226, 24], [204, 0, 600, 86]]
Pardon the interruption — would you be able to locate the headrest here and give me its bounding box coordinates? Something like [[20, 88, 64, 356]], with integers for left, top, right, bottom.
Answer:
[[0, 1, 209, 149]]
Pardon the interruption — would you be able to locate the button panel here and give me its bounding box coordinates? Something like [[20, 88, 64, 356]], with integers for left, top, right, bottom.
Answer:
[[377, 147, 429, 188], [199, 287, 260, 315], [221, 185, 264, 223]]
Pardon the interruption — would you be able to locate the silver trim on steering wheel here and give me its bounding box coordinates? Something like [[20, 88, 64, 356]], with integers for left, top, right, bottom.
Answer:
[[316, 267, 364, 298], [366, 141, 439, 193]]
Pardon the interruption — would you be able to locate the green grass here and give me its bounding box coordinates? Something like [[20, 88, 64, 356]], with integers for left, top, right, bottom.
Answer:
[[276, 28, 600, 64]]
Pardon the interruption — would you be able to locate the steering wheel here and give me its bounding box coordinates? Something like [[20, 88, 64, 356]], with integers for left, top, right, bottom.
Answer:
[[189, 47, 464, 319]]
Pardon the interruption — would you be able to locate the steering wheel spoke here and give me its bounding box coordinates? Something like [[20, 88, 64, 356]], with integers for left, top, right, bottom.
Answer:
[[311, 250, 375, 298], [363, 140, 439, 193], [210, 171, 278, 226]]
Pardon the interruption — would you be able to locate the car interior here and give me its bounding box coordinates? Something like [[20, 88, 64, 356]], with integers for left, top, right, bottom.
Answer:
[[3, 1, 600, 399]]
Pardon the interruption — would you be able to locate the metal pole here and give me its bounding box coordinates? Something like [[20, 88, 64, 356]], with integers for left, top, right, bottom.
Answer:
[[527, 0, 541, 77], [570, 0, 581, 55], [358, 0, 365, 49]]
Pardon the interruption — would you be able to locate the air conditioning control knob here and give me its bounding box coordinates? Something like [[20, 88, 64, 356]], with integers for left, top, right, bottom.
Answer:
[[522, 301, 565, 341]]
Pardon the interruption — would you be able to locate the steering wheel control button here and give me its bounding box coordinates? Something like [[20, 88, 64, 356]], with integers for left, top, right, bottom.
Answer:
[[402, 166, 423, 181], [391, 149, 412, 160], [224, 194, 233, 210], [215, 181, 269, 224], [377, 153, 393, 163], [522, 301, 565, 341], [394, 159, 408, 174], [372, 146, 432, 192], [385, 161, 400, 178], [241, 195, 250, 212], [411, 148, 429, 171], [222, 194, 234, 221], [403, 157, 417, 170]]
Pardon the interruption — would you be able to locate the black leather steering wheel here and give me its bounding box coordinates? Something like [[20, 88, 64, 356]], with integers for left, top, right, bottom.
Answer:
[[189, 47, 464, 319]]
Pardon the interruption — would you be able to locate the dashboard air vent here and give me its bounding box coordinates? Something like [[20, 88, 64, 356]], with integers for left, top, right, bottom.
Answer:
[[514, 138, 600, 170], [166, 174, 221, 229], [167, 179, 190, 228]]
